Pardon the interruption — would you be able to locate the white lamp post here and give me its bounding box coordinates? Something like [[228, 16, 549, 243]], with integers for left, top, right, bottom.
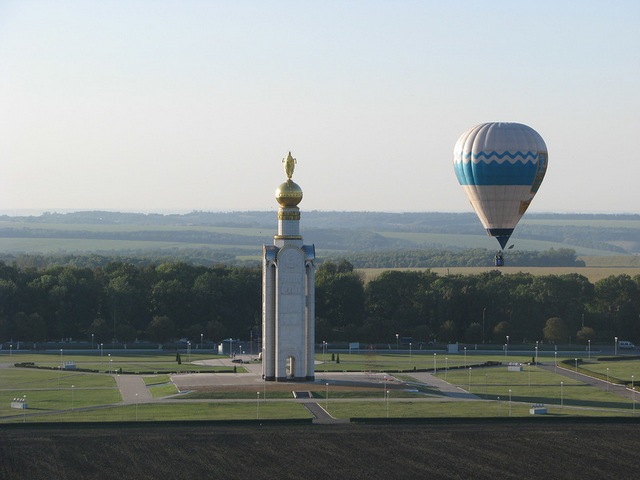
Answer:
[[386, 390, 390, 418], [71, 384, 74, 411], [325, 383, 329, 410], [575, 358, 579, 380], [485, 374, 488, 399], [615, 336, 618, 356], [135, 393, 139, 421], [395, 333, 399, 351], [509, 389, 512, 416], [482, 307, 486, 343], [606, 368, 610, 392], [588, 339, 591, 359], [560, 381, 564, 409], [464, 346, 467, 367], [554, 351, 557, 374], [433, 353, 437, 374], [445, 357, 448, 381], [468, 367, 472, 392], [256, 392, 260, 419], [409, 342, 412, 359], [505, 336, 509, 360]]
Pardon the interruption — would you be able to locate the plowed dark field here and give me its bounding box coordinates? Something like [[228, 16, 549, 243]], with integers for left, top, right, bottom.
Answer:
[[1, 419, 638, 480]]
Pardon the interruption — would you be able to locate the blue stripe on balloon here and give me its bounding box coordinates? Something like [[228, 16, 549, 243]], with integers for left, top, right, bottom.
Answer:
[[454, 159, 539, 186], [461, 151, 539, 162]]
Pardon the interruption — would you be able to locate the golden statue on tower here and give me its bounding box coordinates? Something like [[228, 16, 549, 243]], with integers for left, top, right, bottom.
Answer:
[[283, 151, 296, 179]]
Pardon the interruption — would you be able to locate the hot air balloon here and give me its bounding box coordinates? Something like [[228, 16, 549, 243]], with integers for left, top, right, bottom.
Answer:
[[453, 122, 548, 265]]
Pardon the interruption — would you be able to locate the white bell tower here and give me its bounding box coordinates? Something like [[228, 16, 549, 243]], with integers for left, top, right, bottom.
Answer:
[[262, 152, 315, 381]]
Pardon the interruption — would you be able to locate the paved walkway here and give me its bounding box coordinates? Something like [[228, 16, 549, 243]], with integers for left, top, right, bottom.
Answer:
[[114, 374, 152, 404]]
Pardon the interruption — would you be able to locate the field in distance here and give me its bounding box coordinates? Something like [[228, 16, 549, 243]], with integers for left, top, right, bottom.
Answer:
[[1, 211, 639, 266]]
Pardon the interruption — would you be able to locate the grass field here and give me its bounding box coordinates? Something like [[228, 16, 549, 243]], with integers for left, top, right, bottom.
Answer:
[[0, 237, 260, 254], [376, 231, 618, 256], [3, 350, 639, 424], [0, 220, 269, 236], [3, 216, 639, 259], [9, 352, 240, 373]]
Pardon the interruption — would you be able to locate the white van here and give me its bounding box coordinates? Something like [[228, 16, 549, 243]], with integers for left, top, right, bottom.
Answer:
[[618, 341, 635, 349]]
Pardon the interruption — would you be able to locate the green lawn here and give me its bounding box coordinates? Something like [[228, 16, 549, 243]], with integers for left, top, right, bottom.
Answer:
[[2, 351, 639, 423], [7, 352, 243, 374], [142, 374, 171, 386], [2, 401, 313, 423], [577, 359, 640, 384], [149, 383, 179, 398], [326, 399, 636, 419], [434, 364, 635, 411], [315, 351, 535, 372]]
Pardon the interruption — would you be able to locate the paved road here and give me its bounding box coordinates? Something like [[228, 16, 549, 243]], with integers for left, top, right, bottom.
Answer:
[[539, 362, 637, 401]]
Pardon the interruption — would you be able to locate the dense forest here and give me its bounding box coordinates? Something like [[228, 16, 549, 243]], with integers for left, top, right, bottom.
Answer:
[[0, 247, 584, 270], [1, 259, 639, 347]]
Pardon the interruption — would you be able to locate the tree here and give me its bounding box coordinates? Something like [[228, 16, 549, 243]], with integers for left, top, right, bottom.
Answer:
[[146, 316, 175, 343], [543, 317, 567, 343], [13, 312, 46, 342], [591, 275, 640, 340], [439, 319, 457, 343], [576, 326, 596, 344], [316, 260, 365, 341], [493, 321, 511, 342], [465, 322, 483, 343], [363, 270, 437, 343], [88, 318, 110, 343]]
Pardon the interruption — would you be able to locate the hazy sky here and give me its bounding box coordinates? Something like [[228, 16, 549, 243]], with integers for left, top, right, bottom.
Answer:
[[1, 0, 638, 215]]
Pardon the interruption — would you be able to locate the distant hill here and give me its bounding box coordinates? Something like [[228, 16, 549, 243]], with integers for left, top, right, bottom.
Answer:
[[0, 211, 638, 267]]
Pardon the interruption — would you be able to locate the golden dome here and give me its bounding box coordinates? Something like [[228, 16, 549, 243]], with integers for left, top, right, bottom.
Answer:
[[275, 179, 303, 207]]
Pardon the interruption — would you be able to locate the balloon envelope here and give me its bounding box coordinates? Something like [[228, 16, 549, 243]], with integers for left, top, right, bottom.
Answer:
[[453, 122, 548, 249]]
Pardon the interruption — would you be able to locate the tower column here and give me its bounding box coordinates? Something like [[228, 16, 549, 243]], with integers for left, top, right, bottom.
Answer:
[[261, 152, 315, 382]]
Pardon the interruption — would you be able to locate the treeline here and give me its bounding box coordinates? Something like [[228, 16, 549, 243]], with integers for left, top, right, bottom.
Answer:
[[0, 252, 249, 270], [316, 261, 640, 344], [2, 259, 639, 346], [341, 248, 585, 268], [0, 261, 261, 345], [0, 247, 584, 272]]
